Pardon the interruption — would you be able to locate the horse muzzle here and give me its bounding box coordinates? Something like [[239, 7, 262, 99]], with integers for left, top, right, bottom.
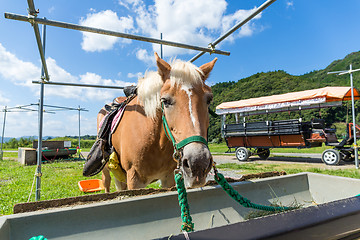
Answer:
[[180, 142, 213, 188]]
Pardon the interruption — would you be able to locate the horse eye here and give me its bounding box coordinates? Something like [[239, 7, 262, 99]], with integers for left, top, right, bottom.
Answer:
[[161, 97, 173, 107]]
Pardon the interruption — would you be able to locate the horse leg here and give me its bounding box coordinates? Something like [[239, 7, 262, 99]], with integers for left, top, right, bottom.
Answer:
[[160, 172, 175, 188], [126, 168, 147, 189], [114, 178, 127, 191], [102, 167, 127, 192], [102, 165, 111, 193]]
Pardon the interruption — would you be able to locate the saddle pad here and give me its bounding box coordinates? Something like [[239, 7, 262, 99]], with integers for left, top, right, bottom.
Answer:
[[99, 101, 126, 133], [111, 107, 125, 133]]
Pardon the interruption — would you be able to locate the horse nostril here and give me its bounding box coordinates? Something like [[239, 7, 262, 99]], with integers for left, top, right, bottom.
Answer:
[[183, 159, 190, 169]]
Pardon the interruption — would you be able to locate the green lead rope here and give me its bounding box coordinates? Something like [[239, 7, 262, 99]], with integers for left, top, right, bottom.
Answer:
[[214, 172, 295, 212], [175, 172, 195, 232], [174, 171, 296, 232], [29, 236, 47, 240]]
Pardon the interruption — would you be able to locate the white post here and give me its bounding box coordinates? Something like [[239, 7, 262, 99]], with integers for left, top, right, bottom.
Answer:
[[78, 105, 81, 159], [35, 23, 46, 201], [349, 64, 359, 169], [1, 106, 7, 160], [328, 65, 360, 168]]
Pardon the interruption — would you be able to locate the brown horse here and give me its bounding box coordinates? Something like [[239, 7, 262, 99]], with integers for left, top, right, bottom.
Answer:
[[99, 53, 217, 192]]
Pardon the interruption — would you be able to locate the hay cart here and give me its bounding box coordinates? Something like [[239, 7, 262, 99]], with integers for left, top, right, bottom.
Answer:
[[216, 87, 360, 165]]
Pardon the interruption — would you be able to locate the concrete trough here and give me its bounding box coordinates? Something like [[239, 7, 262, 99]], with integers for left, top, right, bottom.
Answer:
[[1, 172, 360, 240]]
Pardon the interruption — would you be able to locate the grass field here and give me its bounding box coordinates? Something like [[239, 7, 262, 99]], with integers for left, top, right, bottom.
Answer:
[[0, 159, 102, 215], [0, 155, 160, 215]]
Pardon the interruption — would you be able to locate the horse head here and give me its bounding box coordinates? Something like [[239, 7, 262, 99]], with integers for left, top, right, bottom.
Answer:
[[155, 52, 217, 188]]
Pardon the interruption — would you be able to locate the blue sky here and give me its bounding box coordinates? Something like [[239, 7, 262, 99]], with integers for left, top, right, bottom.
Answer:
[[0, 0, 359, 138]]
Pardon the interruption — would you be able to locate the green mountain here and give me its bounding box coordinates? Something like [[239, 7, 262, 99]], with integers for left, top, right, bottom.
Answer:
[[209, 50, 360, 142]]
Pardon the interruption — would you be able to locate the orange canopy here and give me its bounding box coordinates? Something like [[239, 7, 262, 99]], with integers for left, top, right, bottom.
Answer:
[[216, 86, 360, 115]]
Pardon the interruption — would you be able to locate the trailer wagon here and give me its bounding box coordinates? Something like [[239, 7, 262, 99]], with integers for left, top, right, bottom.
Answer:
[[216, 86, 360, 165]]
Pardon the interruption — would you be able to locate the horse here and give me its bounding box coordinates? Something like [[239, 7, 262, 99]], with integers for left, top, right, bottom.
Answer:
[[99, 52, 217, 192]]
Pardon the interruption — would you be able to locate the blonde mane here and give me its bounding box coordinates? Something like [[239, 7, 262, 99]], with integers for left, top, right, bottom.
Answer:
[[137, 59, 204, 119]]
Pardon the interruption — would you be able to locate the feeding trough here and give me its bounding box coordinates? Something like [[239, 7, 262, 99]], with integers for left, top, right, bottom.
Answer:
[[1, 172, 360, 239]]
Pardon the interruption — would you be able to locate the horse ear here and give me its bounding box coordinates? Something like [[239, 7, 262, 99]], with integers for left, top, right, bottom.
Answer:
[[155, 52, 171, 81], [199, 58, 217, 81]]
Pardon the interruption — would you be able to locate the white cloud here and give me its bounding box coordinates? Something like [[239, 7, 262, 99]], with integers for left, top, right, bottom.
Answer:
[[286, 1, 294, 9], [0, 43, 39, 87], [135, 48, 155, 65], [0, 44, 135, 102], [43, 61, 136, 102], [43, 57, 80, 99], [3, 111, 38, 137], [78, 1, 263, 61], [221, 7, 262, 42], [116, 0, 263, 61], [127, 72, 144, 79], [118, 0, 142, 10], [79, 72, 134, 101], [128, 0, 222, 57], [79, 10, 134, 52], [48, 6, 55, 14], [79, 72, 134, 88], [0, 91, 10, 105]]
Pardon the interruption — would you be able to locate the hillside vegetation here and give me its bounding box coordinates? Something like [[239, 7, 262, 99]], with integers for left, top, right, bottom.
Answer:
[[209, 51, 360, 141]]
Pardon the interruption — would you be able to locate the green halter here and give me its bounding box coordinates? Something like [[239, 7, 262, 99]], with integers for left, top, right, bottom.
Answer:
[[161, 103, 208, 160]]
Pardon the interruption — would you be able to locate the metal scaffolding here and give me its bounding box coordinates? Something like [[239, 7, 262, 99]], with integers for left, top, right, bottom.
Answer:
[[4, 12, 230, 59], [32, 81, 126, 89], [0, 104, 87, 153], [0, 104, 54, 160], [30, 103, 89, 148]]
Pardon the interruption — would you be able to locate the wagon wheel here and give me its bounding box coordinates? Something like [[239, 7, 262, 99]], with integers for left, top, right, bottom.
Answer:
[[321, 149, 341, 165], [257, 148, 270, 160], [235, 147, 250, 161]]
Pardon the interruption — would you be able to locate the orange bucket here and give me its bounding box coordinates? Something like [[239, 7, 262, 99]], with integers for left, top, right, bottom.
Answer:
[[78, 179, 105, 193]]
